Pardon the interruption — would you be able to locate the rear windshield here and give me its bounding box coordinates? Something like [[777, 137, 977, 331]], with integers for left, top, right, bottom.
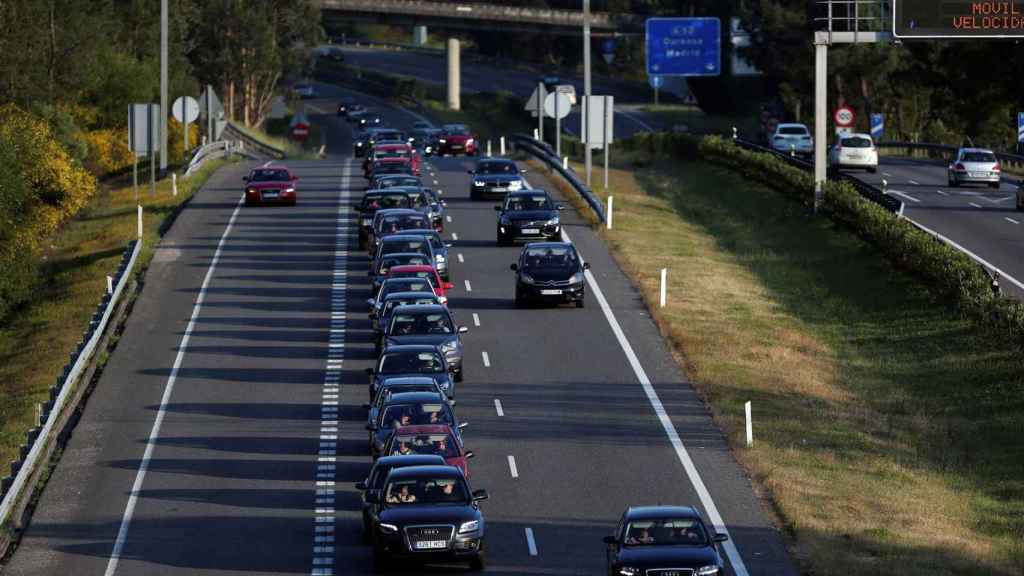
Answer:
[[379, 351, 445, 374], [363, 194, 411, 211], [840, 137, 872, 148], [779, 126, 808, 136], [962, 152, 997, 163], [380, 177, 421, 188], [249, 169, 290, 182]]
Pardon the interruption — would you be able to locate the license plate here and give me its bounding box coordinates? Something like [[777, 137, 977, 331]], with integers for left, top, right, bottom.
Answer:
[[451, 145, 462, 149], [969, 172, 986, 178], [521, 228, 540, 234], [414, 540, 447, 550], [848, 154, 862, 159], [541, 289, 562, 295], [262, 192, 278, 199]]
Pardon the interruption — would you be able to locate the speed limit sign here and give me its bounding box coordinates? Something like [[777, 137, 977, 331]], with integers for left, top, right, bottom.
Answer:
[[834, 106, 855, 127]]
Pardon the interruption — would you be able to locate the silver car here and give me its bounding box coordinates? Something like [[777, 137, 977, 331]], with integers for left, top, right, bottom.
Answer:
[[771, 123, 813, 156], [948, 148, 1001, 189]]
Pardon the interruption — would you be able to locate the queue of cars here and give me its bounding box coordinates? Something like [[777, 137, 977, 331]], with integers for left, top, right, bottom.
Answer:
[[341, 109, 729, 574]]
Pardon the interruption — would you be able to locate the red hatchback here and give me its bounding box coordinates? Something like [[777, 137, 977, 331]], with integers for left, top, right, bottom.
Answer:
[[243, 165, 298, 206], [382, 424, 473, 477], [364, 143, 421, 177], [387, 264, 453, 301]]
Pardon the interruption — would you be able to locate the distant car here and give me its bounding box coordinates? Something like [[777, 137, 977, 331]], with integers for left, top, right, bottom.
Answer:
[[495, 189, 564, 245], [386, 264, 453, 302], [355, 190, 414, 248], [365, 143, 420, 177], [292, 83, 315, 99], [366, 390, 461, 458], [468, 157, 526, 200], [372, 292, 444, 353], [366, 345, 454, 399], [345, 104, 368, 122], [538, 74, 562, 89], [409, 121, 435, 148], [358, 114, 383, 128], [368, 210, 432, 257], [829, 133, 878, 173], [510, 242, 589, 308], [371, 253, 434, 294], [437, 124, 477, 156], [381, 426, 474, 477], [948, 147, 1001, 188], [355, 454, 446, 542], [371, 234, 435, 275], [368, 465, 487, 571], [361, 130, 411, 164], [418, 128, 445, 156], [369, 174, 422, 191], [381, 187, 433, 225], [321, 46, 345, 62], [242, 166, 298, 206], [603, 505, 729, 576], [369, 277, 444, 318], [421, 188, 446, 232], [382, 304, 467, 381], [771, 123, 813, 156], [366, 160, 413, 181]]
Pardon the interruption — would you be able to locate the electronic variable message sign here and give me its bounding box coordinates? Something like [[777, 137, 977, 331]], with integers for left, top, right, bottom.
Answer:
[[894, 1, 1024, 38]]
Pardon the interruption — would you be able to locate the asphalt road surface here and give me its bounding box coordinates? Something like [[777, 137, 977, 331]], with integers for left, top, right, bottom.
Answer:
[[4, 82, 796, 575], [852, 157, 1024, 301]]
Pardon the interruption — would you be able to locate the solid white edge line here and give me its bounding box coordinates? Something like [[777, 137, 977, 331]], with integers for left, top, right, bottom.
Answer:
[[908, 218, 1024, 292], [908, 179, 919, 185], [887, 189, 921, 203], [969, 202, 983, 209], [494, 398, 504, 417], [104, 193, 245, 576], [560, 229, 750, 576], [507, 455, 519, 478], [524, 527, 538, 556], [1005, 217, 1020, 225], [937, 190, 949, 196]]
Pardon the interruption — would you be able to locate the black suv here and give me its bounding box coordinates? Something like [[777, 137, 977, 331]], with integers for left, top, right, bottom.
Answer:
[[369, 465, 488, 571], [355, 454, 445, 542], [495, 190, 564, 245], [510, 242, 589, 308], [366, 345, 455, 400], [468, 158, 526, 200], [604, 505, 729, 576]]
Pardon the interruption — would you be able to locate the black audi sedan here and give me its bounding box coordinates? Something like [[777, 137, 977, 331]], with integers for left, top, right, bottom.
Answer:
[[370, 465, 488, 571], [510, 242, 589, 308], [495, 189, 564, 245], [467, 158, 526, 200], [604, 506, 729, 576], [355, 454, 445, 542]]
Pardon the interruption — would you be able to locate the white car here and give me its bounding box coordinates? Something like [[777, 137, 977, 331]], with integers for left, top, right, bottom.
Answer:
[[771, 123, 813, 156], [829, 133, 878, 173], [293, 83, 316, 99]]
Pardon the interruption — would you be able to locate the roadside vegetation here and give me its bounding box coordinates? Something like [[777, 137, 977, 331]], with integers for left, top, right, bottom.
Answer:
[[531, 145, 1024, 574]]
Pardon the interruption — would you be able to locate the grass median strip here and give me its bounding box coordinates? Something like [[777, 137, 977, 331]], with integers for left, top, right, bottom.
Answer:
[[547, 155, 1024, 575], [0, 159, 233, 468]]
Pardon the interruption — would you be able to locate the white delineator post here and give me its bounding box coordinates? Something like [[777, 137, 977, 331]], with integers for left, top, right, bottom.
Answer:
[[137, 205, 143, 238], [172, 172, 177, 196], [500, 136, 506, 156], [487, 140, 492, 157], [659, 268, 667, 308], [106, 276, 114, 295], [745, 401, 753, 447], [563, 156, 568, 170], [606, 196, 614, 230], [533, 128, 539, 140]]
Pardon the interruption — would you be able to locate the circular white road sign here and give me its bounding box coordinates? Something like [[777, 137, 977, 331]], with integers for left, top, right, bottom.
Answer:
[[834, 106, 855, 127], [172, 96, 200, 124]]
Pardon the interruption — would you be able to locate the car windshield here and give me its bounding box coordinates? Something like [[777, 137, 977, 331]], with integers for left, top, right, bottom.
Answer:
[[379, 216, 428, 235], [381, 279, 436, 298], [444, 125, 470, 136], [381, 402, 452, 428], [381, 177, 421, 188], [390, 312, 453, 335], [390, 270, 437, 283], [477, 162, 517, 175], [384, 476, 468, 505], [506, 194, 552, 211], [363, 195, 411, 212], [962, 151, 997, 163], [779, 126, 808, 136], [383, 298, 437, 317], [840, 137, 872, 148], [379, 255, 430, 274], [624, 519, 709, 547], [375, 163, 408, 174], [379, 351, 446, 374], [377, 149, 409, 159], [249, 169, 290, 182], [523, 246, 578, 269], [377, 131, 405, 141], [390, 433, 460, 459], [380, 384, 438, 401], [382, 240, 429, 256]]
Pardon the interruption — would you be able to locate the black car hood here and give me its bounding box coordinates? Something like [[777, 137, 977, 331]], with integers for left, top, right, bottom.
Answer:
[[504, 209, 555, 221], [476, 175, 521, 184], [523, 267, 576, 282], [617, 545, 719, 568], [386, 335, 456, 347], [379, 504, 479, 526]]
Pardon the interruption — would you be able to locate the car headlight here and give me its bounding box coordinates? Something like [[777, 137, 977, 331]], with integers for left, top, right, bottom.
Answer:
[[617, 568, 639, 576], [508, 180, 523, 190], [284, 187, 295, 194], [356, 142, 364, 147], [246, 188, 256, 194], [458, 520, 479, 534], [435, 254, 446, 263], [520, 273, 535, 284], [546, 216, 560, 225], [379, 523, 399, 534], [437, 379, 450, 391], [697, 567, 720, 576], [440, 340, 458, 354], [439, 139, 447, 144], [473, 180, 485, 187], [466, 138, 475, 146], [362, 218, 372, 225], [570, 272, 585, 285]]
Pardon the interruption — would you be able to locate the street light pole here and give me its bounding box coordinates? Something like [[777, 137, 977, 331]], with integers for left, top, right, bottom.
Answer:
[[583, 0, 593, 186], [159, 0, 168, 173]]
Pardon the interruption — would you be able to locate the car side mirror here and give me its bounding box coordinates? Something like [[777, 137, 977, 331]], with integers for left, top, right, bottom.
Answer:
[[242, 176, 250, 182], [365, 423, 377, 431], [448, 399, 457, 407], [510, 263, 518, 271], [556, 204, 565, 210], [292, 176, 300, 182], [714, 533, 729, 543], [603, 535, 617, 545], [444, 243, 452, 248], [467, 170, 474, 175], [458, 326, 469, 334], [457, 422, 468, 430], [520, 169, 528, 174], [355, 481, 368, 491], [365, 368, 375, 376], [472, 489, 489, 502], [465, 450, 475, 459], [583, 262, 591, 270], [444, 283, 455, 290]]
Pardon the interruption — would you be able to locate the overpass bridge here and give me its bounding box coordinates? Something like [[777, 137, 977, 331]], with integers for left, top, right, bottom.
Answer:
[[321, 0, 644, 35]]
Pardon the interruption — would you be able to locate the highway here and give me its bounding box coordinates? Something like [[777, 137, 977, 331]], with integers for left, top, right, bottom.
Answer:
[[3, 81, 796, 575], [855, 157, 1024, 301]]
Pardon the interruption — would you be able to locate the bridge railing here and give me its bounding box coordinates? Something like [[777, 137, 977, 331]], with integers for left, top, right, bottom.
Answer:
[[321, 0, 632, 29]]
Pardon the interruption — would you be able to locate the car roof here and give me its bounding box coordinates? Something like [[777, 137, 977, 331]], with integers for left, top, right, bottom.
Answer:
[[381, 344, 443, 353], [389, 264, 436, 273], [383, 291, 439, 301], [777, 123, 808, 129], [507, 190, 549, 198], [380, 376, 438, 386], [390, 304, 448, 314], [625, 505, 701, 520], [959, 147, 995, 153], [382, 233, 431, 242], [389, 228, 440, 239], [376, 143, 410, 149], [376, 455, 447, 467], [375, 209, 422, 217], [385, 464, 464, 480], [251, 165, 291, 172], [839, 133, 872, 140], [390, 424, 455, 435], [522, 241, 573, 250], [384, 391, 447, 404]]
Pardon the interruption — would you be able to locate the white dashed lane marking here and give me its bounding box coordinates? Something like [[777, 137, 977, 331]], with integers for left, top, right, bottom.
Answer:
[[969, 202, 983, 209], [481, 351, 490, 367], [494, 399, 504, 417], [937, 190, 948, 196], [1006, 217, 1020, 225], [464, 280, 472, 292], [452, 232, 459, 241], [507, 455, 519, 478], [525, 528, 538, 556], [472, 313, 480, 327], [457, 253, 464, 263], [446, 215, 452, 223]]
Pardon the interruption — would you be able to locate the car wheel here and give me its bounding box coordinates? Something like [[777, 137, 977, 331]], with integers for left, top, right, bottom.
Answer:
[[373, 546, 390, 572], [455, 370, 463, 383], [514, 288, 524, 308], [990, 181, 1000, 189], [576, 297, 585, 309], [362, 515, 371, 544], [471, 190, 480, 201], [868, 166, 877, 174], [469, 552, 485, 571]]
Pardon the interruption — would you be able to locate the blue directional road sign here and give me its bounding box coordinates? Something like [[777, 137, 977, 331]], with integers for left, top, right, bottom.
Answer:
[[646, 17, 721, 77], [871, 113, 885, 141]]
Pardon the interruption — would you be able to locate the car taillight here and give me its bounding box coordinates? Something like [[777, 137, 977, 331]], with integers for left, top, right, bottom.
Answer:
[[993, 162, 1001, 172]]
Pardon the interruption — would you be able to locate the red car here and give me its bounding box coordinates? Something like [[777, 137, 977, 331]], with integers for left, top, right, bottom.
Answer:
[[382, 424, 473, 477], [387, 264, 454, 301], [243, 165, 298, 206], [437, 124, 477, 156], [364, 143, 421, 177]]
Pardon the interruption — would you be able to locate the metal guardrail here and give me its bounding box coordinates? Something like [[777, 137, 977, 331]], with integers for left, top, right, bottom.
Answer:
[[876, 141, 1024, 165], [511, 134, 607, 223], [222, 122, 286, 160], [733, 136, 904, 215], [0, 239, 141, 542]]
